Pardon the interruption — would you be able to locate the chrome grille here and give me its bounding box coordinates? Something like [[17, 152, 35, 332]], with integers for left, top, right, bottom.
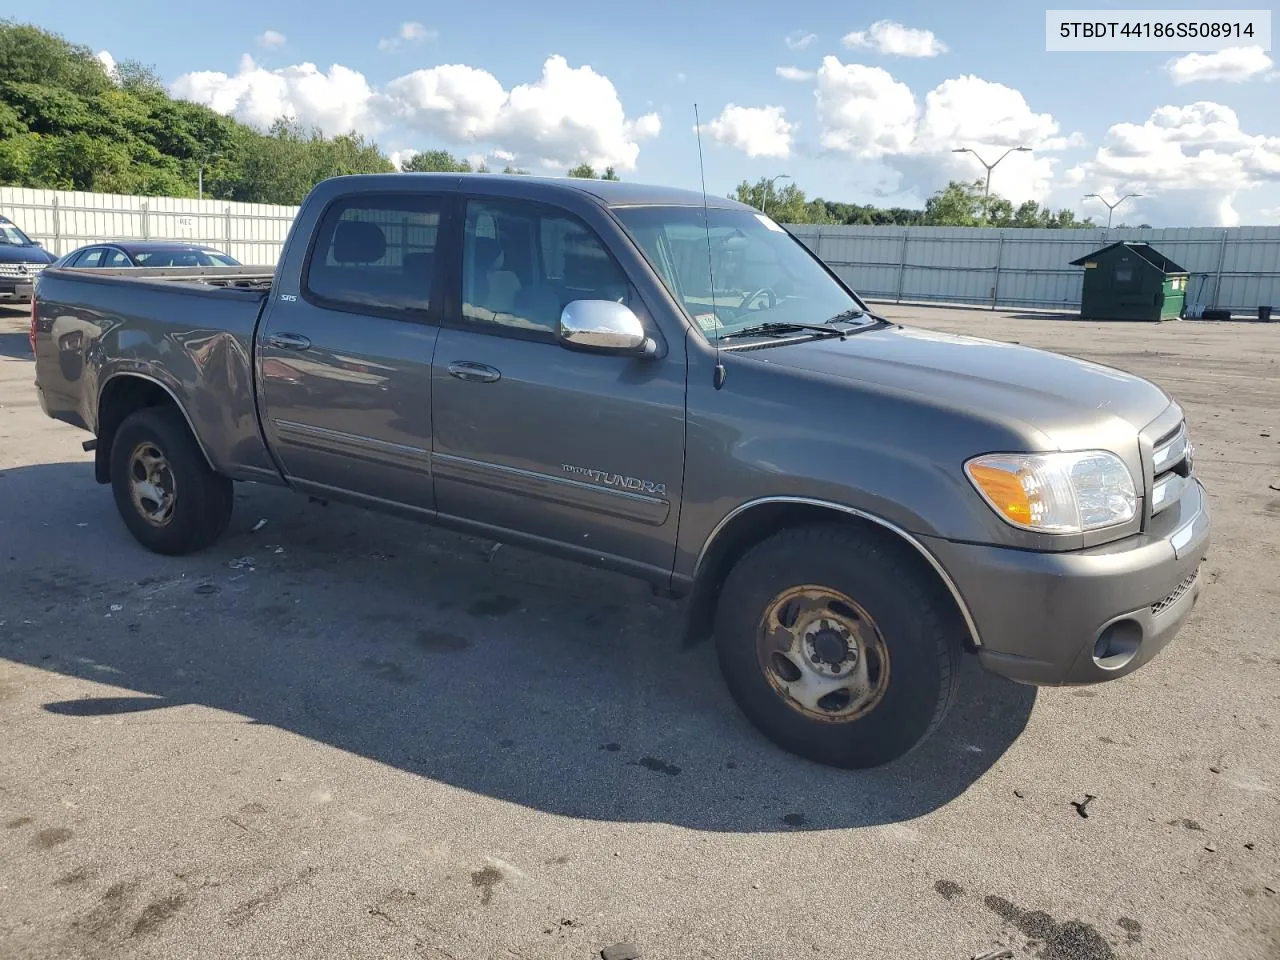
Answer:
[[1151, 572, 1197, 616], [0, 262, 46, 279], [1149, 422, 1192, 519]]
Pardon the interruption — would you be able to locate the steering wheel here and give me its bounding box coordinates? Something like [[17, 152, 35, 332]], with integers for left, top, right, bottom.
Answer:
[[740, 287, 778, 313]]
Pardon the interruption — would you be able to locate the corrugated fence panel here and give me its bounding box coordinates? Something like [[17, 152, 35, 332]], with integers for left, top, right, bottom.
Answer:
[[3, 186, 1278, 314], [0, 186, 301, 264], [787, 223, 1280, 314]]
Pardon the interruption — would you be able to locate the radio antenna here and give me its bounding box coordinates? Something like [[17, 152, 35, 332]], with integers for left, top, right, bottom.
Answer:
[[694, 103, 726, 390]]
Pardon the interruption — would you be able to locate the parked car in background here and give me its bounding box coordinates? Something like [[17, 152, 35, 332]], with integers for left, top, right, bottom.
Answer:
[[55, 241, 241, 269], [0, 215, 56, 301]]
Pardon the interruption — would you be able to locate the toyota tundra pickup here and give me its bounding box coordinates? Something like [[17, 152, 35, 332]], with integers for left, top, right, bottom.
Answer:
[[29, 173, 1211, 768]]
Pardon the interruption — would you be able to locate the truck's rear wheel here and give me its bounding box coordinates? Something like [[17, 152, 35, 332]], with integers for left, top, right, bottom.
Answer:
[[109, 406, 233, 556], [714, 524, 962, 769]]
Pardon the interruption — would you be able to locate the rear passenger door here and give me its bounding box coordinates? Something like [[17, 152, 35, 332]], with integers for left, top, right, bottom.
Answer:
[[257, 191, 449, 513], [430, 195, 687, 580]]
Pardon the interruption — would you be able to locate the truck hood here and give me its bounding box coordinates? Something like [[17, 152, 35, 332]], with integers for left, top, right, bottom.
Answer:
[[744, 322, 1172, 443], [0, 244, 55, 264]]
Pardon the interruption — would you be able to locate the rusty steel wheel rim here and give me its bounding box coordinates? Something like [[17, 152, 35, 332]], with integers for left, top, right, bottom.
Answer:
[[756, 585, 891, 723], [128, 441, 177, 527]]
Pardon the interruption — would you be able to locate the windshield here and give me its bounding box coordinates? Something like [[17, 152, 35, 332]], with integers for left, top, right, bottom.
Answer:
[[0, 222, 36, 246], [133, 249, 239, 267], [613, 205, 865, 341]]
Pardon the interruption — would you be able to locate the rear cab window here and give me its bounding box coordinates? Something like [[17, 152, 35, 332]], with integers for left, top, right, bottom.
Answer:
[[303, 194, 444, 318]]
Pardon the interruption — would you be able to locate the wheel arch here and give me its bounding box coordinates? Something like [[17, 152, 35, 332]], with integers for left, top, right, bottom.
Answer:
[[95, 373, 215, 484], [683, 497, 981, 651]]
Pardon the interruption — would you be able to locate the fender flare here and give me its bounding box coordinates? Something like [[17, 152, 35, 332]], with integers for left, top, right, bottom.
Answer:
[[693, 495, 983, 648]]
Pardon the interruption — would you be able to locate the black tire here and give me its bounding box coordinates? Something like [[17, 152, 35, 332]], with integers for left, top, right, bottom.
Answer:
[[109, 405, 233, 556], [714, 524, 963, 769]]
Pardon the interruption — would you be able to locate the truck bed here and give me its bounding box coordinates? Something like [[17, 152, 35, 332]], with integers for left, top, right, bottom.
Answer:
[[32, 265, 279, 480]]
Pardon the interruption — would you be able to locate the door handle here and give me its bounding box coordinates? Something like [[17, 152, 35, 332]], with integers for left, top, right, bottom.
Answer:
[[266, 332, 312, 351], [447, 361, 501, 383]]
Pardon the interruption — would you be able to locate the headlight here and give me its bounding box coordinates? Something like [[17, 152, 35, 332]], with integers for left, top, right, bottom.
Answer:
[[965, 451, 1137, 534]]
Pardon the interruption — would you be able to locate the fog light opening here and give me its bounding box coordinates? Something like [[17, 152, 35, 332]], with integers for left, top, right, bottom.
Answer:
[[1093, 619, 1143, 670]]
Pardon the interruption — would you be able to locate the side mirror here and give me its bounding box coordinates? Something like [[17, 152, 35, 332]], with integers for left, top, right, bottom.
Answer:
[[558, 300, 657, 357], [33, 241, 43, 248]]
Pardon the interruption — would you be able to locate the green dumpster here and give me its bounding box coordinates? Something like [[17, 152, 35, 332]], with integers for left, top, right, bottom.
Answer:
[[1070, 241, 1190, 321]]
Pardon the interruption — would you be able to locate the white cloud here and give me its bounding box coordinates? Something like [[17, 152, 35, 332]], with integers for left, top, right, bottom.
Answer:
[[776, 66, 814, 81], [172, 55, 381, 135], [1166, 46, 1273, 84], [815, 58, 1078, 203], [96, 50, 116, 77], [257, 30, 287, 49], [816, 57, 918, 158], [492, 149, 516, 162], [383, 55, 661, 170], [704, 104, 794, 158], [785, 31, 817, 50], [379, 21, 438, 52], [173, 52, 660, 171], [841, 20, 947, 57], [915, 76, 1059, 151], [1063, 102, 1280, 226], [389, 149, 417, 170]]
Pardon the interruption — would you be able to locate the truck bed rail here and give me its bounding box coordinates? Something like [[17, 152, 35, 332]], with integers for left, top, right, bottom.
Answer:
[[53, 265, 276, 290]]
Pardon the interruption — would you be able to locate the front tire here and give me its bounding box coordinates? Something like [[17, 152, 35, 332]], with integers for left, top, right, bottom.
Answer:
[[715, 524, 962, 769], [109, 406, 233, 555]]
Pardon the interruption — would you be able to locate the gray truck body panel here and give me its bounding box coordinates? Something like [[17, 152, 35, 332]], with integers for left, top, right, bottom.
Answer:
[[30, 173, 1211, 686]]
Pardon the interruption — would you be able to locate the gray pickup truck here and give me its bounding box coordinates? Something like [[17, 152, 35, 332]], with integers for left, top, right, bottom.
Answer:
[[30, 173, 1211, 768]]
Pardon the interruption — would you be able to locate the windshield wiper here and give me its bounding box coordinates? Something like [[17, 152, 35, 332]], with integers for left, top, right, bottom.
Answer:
[[718, 321, 850, 342], [825, 307, 866, 323]]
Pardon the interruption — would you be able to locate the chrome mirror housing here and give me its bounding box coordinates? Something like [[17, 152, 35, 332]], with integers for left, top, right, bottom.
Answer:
[[558, 300, 656, 357]]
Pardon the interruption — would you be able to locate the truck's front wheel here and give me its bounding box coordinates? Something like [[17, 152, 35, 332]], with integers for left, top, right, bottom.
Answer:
[[109, 406, 233, 556], [715, 524, 962, 769]]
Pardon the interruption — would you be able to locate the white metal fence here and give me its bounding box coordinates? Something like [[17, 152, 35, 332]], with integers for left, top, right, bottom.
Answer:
[[0, 186, 297, 267], [789, 224, 1280, 316], [4, 185, 1278, 315]]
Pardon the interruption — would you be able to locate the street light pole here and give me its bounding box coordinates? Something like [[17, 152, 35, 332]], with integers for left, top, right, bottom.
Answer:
[[952, 146, 1032, 198], [762, 173, 791, 216], [952, 146, 1032, 225], [1083, 192, 1143, 229]]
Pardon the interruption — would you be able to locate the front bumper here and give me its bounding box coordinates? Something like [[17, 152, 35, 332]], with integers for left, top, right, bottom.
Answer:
[[923, 478, 1211, 685], [0, 280, 33, 300]]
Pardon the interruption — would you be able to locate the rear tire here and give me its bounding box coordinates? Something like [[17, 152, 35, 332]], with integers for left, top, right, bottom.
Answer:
[[714, 524, 962, 769], [109, 406, 233, 556]]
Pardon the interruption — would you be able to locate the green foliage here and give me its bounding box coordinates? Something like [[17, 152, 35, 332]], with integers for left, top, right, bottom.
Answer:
[[402, 149, 474, 173], [733, 175, 1095, 230], [567, 164, 619, 180], [0, 19, 395, 202]]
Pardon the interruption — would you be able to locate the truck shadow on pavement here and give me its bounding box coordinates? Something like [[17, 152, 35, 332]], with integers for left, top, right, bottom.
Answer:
[[0, 330, 33, 359], [2, 460, 1036, 834]]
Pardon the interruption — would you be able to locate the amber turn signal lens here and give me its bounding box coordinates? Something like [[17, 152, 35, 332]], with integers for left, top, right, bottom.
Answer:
[[966, 463, 1034, 527]]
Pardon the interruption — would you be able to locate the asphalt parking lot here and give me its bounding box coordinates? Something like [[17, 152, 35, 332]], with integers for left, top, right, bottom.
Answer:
[[1, 301, 1278, 960]]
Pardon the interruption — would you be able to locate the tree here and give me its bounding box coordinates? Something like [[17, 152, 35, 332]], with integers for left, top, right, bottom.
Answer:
[[732, 178, 832, 224], [0, 20, 398, 202], [567, 163, 620, 180], [403, 149, 473, 173], [112, 58, 165, 94], [502, 165, 530, 175], [922, 180, 985, 226]]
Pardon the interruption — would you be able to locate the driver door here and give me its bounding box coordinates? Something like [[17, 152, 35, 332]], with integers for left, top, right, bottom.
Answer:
[[431, 195, 687, 579]]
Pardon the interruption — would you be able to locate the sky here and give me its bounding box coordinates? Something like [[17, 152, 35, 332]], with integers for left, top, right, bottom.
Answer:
[[9, 0, 1280, 226]]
